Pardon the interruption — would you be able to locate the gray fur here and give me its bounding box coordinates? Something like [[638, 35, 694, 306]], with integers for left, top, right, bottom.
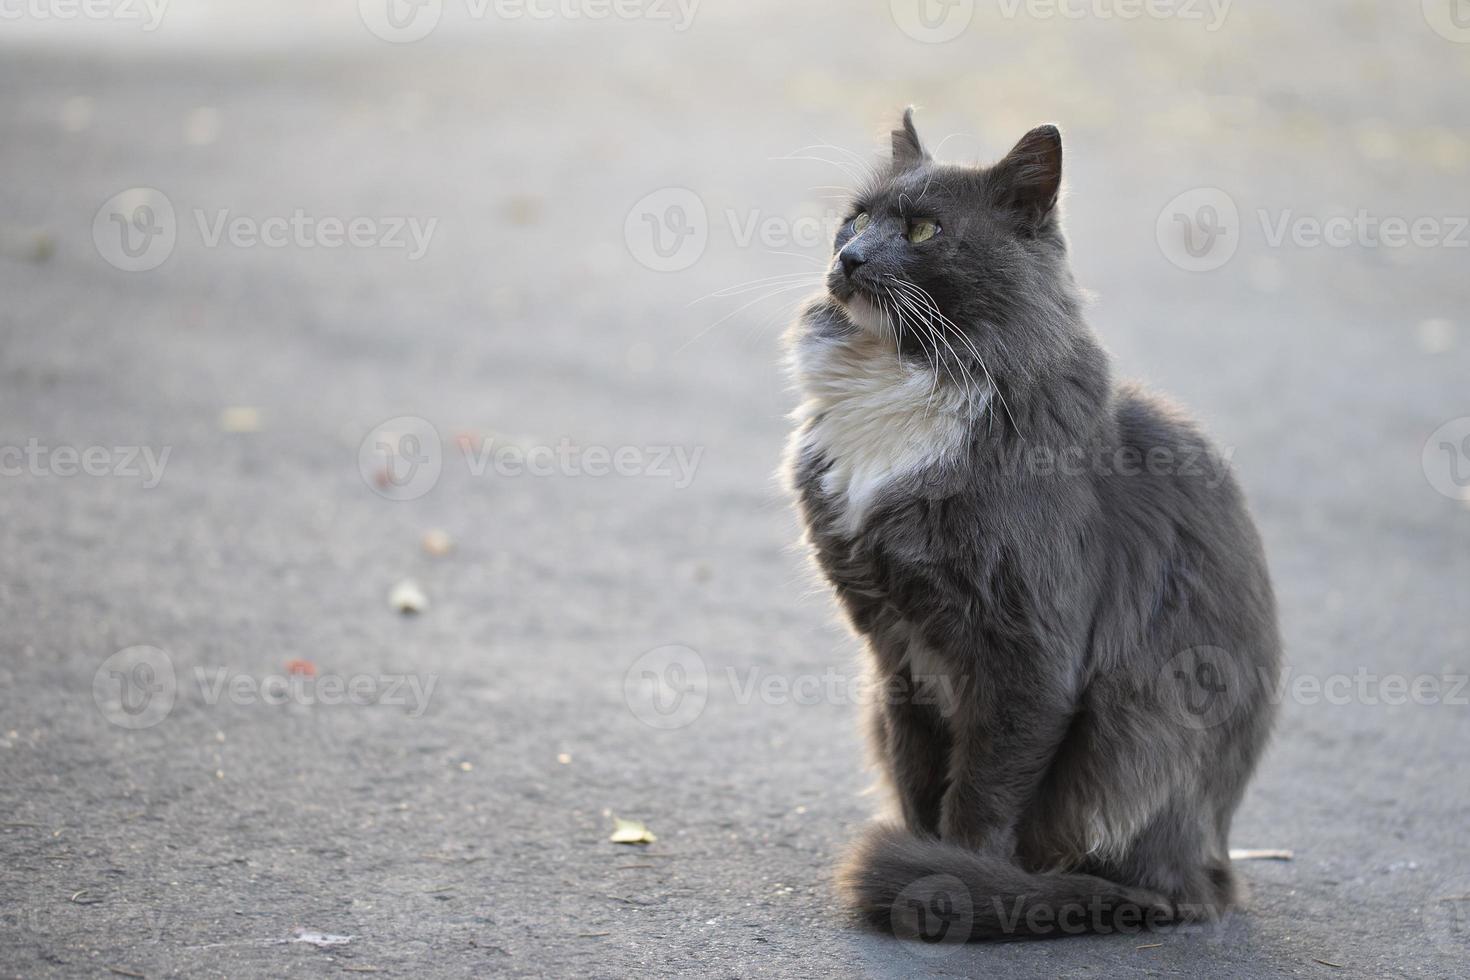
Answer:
[[784, 110, 1281, 939]]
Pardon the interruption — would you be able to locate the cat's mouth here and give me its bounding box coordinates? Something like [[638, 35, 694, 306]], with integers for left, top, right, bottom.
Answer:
[[828, 268, 878, 310], [828, 264, 898, 338], [828, 264, 868, 303], [831, 285, 889, 337]]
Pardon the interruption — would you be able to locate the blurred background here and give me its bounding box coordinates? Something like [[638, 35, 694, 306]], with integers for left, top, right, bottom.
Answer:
[[2, 1, 1468, 976]]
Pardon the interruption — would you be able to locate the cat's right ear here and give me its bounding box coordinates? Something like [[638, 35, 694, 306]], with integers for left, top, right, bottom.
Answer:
[[891, 107, 929, 170]]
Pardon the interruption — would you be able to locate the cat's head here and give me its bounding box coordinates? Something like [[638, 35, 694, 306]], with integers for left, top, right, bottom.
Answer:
[[826, 109, 1081, 385]]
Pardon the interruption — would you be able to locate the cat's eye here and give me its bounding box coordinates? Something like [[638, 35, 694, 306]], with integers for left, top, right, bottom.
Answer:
[[852, 212, 871, 233], [907, 219, 939, 244]]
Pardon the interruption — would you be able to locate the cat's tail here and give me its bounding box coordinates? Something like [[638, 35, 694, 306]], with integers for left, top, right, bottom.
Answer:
[[837, 823, 1174, 942]]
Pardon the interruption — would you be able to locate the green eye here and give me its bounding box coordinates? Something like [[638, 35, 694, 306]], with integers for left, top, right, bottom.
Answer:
[[853, 212, 870, 233], [907, 219, 939, 244]]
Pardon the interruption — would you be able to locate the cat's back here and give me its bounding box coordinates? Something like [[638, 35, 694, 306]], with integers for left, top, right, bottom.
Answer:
[[1096, 380, 1277, 654], [1105, 380, 1245, 514]]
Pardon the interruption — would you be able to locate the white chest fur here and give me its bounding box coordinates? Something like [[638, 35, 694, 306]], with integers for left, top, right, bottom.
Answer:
[[791, 324, 983, 534]]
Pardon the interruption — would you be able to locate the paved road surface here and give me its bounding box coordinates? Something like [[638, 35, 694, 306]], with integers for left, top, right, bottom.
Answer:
[[2, 2, 1469, 976]]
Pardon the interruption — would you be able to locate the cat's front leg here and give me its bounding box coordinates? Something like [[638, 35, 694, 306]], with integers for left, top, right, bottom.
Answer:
[[872, 678, 950, 836], [938, 673, 1076, 854]]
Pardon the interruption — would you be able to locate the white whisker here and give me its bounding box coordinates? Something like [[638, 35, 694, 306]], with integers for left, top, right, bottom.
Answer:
[[689, 273, 824, 305], [677, 280, 822, 354], [888, 277, 1024, 439]]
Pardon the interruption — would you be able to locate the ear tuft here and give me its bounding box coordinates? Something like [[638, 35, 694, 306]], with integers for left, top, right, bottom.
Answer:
[[891, 106, 929, 170], [991, 124, 1063, 223]]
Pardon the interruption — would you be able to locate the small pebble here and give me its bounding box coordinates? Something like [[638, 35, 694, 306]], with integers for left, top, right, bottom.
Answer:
[[422, 529, 453, 557], [390, 579, 428, 614]]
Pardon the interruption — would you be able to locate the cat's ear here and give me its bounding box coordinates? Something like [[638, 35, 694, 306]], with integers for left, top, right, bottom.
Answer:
[[990, 124, 1063, 224], [891, 106, 930, 170]]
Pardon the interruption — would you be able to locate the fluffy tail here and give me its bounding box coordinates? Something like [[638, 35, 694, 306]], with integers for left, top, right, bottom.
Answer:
[[838, 824, 1175, 942]]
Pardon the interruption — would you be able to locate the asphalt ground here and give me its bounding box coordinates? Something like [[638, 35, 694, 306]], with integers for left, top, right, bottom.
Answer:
[[2, 2, 1469, 976]]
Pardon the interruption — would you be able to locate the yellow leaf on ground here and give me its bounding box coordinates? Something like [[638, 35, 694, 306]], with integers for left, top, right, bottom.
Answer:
[[219, 406, 261, 433], [609, 817, 656, 845]]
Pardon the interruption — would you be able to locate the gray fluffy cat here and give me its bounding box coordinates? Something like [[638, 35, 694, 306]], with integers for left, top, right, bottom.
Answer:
[[785, 109, 1280, 939]]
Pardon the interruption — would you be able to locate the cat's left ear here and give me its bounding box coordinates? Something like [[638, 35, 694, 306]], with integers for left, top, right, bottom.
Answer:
[[891, 106, 930, 170], [990, 124, 1063, 225]]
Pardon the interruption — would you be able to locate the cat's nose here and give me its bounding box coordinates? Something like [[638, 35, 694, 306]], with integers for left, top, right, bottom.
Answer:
[[840, 250, 866, 277]]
